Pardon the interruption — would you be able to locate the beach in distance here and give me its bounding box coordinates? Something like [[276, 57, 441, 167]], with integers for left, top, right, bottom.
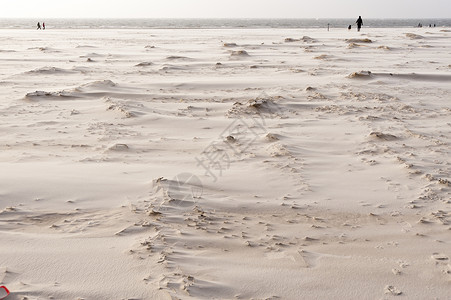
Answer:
[[0, 23, 450, 299], [1, 18, 451, 29]]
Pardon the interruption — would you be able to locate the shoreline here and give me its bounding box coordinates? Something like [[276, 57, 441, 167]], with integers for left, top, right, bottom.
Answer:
[[1, 18, 451, 30]]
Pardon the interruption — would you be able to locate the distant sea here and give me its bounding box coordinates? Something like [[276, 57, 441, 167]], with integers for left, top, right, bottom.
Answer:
[[0, 18, 450, 29]]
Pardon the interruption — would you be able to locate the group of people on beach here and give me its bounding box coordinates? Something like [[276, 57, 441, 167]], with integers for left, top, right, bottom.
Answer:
[[33, 17, 438, 32], [37, 22, 45, 30], [348, 17, 437, 31], [417, 23, 436, 28]]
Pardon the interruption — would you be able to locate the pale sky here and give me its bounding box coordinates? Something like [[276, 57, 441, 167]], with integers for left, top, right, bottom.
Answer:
[[2, 0, 450, 18]]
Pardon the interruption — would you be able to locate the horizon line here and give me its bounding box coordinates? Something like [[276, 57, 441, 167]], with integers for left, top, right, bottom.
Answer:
[[1, 17, 450, 20]]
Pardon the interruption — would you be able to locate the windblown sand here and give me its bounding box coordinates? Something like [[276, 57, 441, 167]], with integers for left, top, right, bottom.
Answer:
[[0, 27, 450, 299]]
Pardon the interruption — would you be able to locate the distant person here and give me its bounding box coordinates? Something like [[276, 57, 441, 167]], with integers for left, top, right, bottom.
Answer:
[[43, 22, 45, 30], [37, 22, 41, 30], [356, 16, 363, 32]]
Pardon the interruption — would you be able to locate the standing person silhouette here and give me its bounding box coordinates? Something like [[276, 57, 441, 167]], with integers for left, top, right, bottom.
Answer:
[[356, 16, 363, 32], [43, 22, 45, 30], [37, 22, 41, 30]]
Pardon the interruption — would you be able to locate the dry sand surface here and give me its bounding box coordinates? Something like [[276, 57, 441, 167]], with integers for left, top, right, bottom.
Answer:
[[0, 27, 450, 299]]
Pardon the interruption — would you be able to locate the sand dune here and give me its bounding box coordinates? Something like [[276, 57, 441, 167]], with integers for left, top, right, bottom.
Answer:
[[345, 38, 373, 43], [25, 66, 75, 75], [135, 61, 153, 67], [223, 42, 238, 47], [406, 33, 424, 39], [230, 50, 250, 57]]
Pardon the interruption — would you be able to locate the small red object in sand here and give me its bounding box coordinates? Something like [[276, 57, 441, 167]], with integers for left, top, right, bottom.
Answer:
[[0, 286, 9, 299]]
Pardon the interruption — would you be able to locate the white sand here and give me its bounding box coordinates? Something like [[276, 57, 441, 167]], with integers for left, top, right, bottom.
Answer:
[[0, 27, 450, 299]]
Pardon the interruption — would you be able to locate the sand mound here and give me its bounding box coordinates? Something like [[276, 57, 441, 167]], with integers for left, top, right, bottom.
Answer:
[[108, 143, 130, 151], [135, 62, 153, 67], [347, 43, 362, 49], [267, 143, 291, 157], [377, 45, 391, 50], [160, 65, 188, 71], [265, 133, 280, 142], [223, 43, 238, 47], [23, 80, 118, 100], [227, 97, 282, 117], [75, 45, 96, 48], [79, 80, 117, 89], [284, 38, 299, 43], [80, 52, 104, 58], [347, 70, 372, 78], [105, 98, 136, 118], [26, 80, 120, 100], [369, 132, 398, 141], [405, 33, 424, 39], [301, 36, 316, 43], [230, 50, 249, 57], [166, 56, 192, 61], [25, 90, 75, 99], [28, 47, 60, 52], [247, 98, 276, 111], [24, 80, 117, 100], [26, 67, 72, 74], [346, 38, 373, 43], [314, 54, 330, 60]]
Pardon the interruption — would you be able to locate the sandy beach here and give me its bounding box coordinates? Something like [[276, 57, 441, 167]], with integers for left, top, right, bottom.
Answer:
[[0, 26, 450, 299]]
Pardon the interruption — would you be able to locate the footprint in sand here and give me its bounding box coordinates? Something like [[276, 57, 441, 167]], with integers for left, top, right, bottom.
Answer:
[[431, 253, 450, 277], [431, 253, 449, 262], [384, 285, 402, 296]]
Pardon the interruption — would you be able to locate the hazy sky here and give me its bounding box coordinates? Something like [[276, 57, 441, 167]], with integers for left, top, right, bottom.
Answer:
[[2, 0, 450, 18]]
